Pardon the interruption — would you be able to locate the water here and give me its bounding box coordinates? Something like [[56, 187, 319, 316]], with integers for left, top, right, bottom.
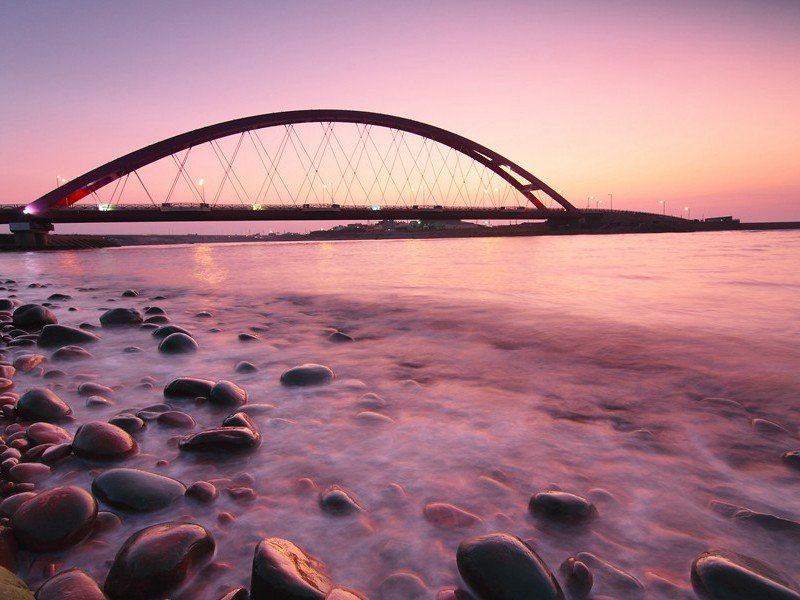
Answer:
[[3, 230, 800, 598]]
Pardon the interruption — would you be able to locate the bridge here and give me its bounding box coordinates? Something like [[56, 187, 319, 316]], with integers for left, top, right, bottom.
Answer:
[[3, 109, 685, 246]]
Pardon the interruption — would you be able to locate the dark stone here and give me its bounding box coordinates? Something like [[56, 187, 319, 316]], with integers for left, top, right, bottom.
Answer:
[[99, 308, 143, 328], [13, 354, 47, 372], [186, 481, 218, 503], [0, 299, 18, 310], [238, 333, 259, 342], [423, 502, 480, 529], [691, 549, 800, 600], [529, 491, 597, 522], [26, 422, 71, 446], [52, 345, 93, 361], [37, 324, 100, 349], [92, 468, 185, 512], [144, 315, 170, 325], [77, 382, 115, 397], [782, 451, 800, 469], [159, 333, 199, 354], [456, 533, 564, 600], [11, 485, 97, 552], [152, 324, 192, 339], [280, 364, 335, 387], [0, 493, 37, 518], [164, 376, 215, 399], [47, 293, 72, 301], [210, 380, 248, 406], [319, 485, 363, 515], [560, 557, 593, 599], [86, 395, 114, 407], [72, 421, 138, 461], [12, 304, 57, 331], [144, 306, 165, 315], [108, 414, 145, 435], [178, 427, 260, 453], [9, 462, 51, 483], [40, 443, 72, 463], [121, 289, 139, 297], [710, 500, 800, 536], [43, 369, 65, 379], [250, 537, 333, 600], [235, 361, 258, 373], [104, 522, 215, 599], [378, 572, 428, 600], [328, 331, 353, 343], [16, 388, 72, 422], [157, 410, 196, 428], [222, 412, 258, 431], [35, 568, 106, 600]]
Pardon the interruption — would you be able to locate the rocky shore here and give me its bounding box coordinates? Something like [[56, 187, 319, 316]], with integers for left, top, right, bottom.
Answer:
[[0, 280, 798, 599]]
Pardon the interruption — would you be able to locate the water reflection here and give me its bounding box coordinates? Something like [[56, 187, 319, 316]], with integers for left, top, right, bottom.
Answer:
[[192, 244, 227, 286]]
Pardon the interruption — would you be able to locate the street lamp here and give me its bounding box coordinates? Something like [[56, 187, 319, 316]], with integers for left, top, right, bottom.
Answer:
[[587, 195, 593, 209], [198, 179, 205, 203], [55, 176, 67, 187], [659, 200, 666, 215], [684, 206, 690, 220]]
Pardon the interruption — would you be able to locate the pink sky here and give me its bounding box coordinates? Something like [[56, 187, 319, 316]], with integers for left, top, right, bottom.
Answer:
[[1, 0, 798, 233]]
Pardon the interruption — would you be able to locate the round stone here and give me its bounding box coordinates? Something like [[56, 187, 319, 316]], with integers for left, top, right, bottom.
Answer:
[[16, 388, 72, 422], [37, 324, 99, 349], [423, 502, 480, 529], [251, 537, 333, 599], [319, 485, 363, 515], [92, 468, 185, 512], [121, 289, 139, 297], [100, 308, 143, 328], [26, 422, 71, 446], [104, 522, 215, 599], [328, 331, 353, 343], [35, 569, 106, 600], [157, 410, 196, 428], [152, 325, 192, 339], [52, 345, 93, 361], [691, 549, 800, 600], [12, 304, 57, 331], [158, 333, 199, 354], [280, 364, 335, 387], [178, 427, 260, 453], [234, 361, 258, 373], [456, 533, 564, 600], [186, 481, 218, 503], [108, 414, 145, 435], [72, 421, 138, 461], [11, 485, 97, 552], [8, 463, 51, 483], [209, 380, 248, 406], [164, 376, 215, 399], [529, 491, 597, 522]]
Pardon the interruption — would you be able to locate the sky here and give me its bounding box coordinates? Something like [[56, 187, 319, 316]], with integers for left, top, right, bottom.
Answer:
[[1, 0, 799, 233]]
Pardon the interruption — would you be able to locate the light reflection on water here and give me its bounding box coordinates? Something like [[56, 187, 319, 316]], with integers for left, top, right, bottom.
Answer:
[[2, 230, 799, 598]]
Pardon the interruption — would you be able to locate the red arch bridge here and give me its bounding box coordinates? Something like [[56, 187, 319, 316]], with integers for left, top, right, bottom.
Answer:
[[1, 109, 684, 245]]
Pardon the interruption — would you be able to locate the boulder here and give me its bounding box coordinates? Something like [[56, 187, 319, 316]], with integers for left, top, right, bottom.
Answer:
[[92, 468, 186, 512], [16, 388, 72, 422], [99, 308, 143, 328], [72, 421, 138, 461], [11, 485, 97, 552], [158, 333, 199, 354], [209, 380, 248, 406], [37, 324, 99, 348], [164, 376, 215, 400], [12, 304, 57, 331], [280, 364, 335, 386], [251, 538, 333, 599], [35, 569, 107, 600], [691, 549, 800, 600]]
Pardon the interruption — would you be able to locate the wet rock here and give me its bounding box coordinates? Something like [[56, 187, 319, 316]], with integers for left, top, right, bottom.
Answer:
[[0, 566, 33, 599], [710, 500, 800, 535], [72, 421, 138, 461], [40, 443, 72, 463], [152, 325, 192, 339], [159, 332, 199, 354], [104, 522, 215, 599], [12, 304, 57, 331], [357, 392, 388, 410], [456, 533, 564, 600], [195, 311, 213, 318], [43, 369, 65, 379], [52, 345, 94, 361], [423, 502, 480, 529], [250, 537, 333, 599], [378, 572, 429, 600], [752, 418, 792, 436], [92, 468, 185, 512], [144, 306, 165, 315], [210, 380, 248, 406], [16, 388, 72, 422], [238, 333, 259, 342], [0, 365, 15, 379], [108, 414, 145, 435], [355, 411, 395, 424], [121, 289, 139, 297], [179, 427, 260, 453], [11, 485, 97, 552], [0, 299, 18, 310], [783, 451, 800, 469], [235, 361, 258, 373], [13, 354, 47, 373], [0, 378, 12, 391], [0, 492, 37, 518], [560, 557, 593, 599], [186, 481, 218, 503], [26, 422, 71, 445], [77, 382, 115, 397], [575, 552, 643, 593], [99, 308, 143, 328], [435, 588, 472, 600], [529, 491, 597, 522], [47, 293, 72, 301], [8, 462, 51, 483], [157, 410, 196, 428], [87, 395, 114, 408], [280, 363, 335, 387], [222, 412, 258, 431], [164, 376, 215, 399], [328, 331, 353, 343], [144, 315, 170, 324], [37, 324, 99, 349], [35, 568, 107, 600], [327, 588, 366, 600], [218, 587, 249, 600], [319, 485, 363, 514], [691, 549, 800, 600]]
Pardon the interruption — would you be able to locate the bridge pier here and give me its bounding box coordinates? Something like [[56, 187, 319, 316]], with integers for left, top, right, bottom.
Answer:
[[10, 221, 53, 249]]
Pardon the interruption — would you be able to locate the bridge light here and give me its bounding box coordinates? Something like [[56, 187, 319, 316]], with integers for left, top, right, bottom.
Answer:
[[252, 204, 263, 211], [22, 206, 35, 215], [371, 205, 381, 211], [97, 203, 114, 211]]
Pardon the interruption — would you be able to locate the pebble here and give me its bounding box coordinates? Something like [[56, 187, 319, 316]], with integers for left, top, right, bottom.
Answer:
[[222, 412, 258, 431], [152, 325, 192, 339], [783, 451, 800, 469], [92, 468, 186, 512], [25, 422, 71, 445], [108, 414, 146, 435], [11, 485, 97, 552], [319, 485, 363, 514], [52, 345, 94, 361], [86, 395, 114, 407], [77, 382, 115, 397], [12, 354, 48, 373], [328, 331, 354, 342], [423, 502, 481, 529], [37, 324, 99, 348], [210, 380, 248, 406], [280, 363, 335, 386], [104, 522, 215, 599], [238, 333, 259, 342], [16, 388, 72, 422], [12, 304, 57, 331], [560, 557, 594, 598], [71, 421, 138, 461], [456, 533, 564, 600], [99, 308, 144, 327], [691, 549, 800, 600], [250, 537, 333, 599], [35, 568, 107, 600], [159, 332, 199, 354], [0, 492, 37, 518], [179, 427, 261, 453], [529, 491, 597, 522], [234, 361, 258, 373], [157, 410, 196, 428], [186, 481, 218, 503], [164, 376, 215, 399], [121, 289, 139, 297], [8, 462, 51, 483]]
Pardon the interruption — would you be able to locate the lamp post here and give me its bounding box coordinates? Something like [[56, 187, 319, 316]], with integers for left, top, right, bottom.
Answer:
[[659, 200, 666, 215], [198, 179, 205, 203], [55, 176, 67, 188], [608, 193, 612, 210], [684, 207, 690, 220], [587, 195, 593, 209]]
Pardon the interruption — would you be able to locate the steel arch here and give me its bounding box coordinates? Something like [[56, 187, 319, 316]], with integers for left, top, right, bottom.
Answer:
[[25, 109, 576, 214]]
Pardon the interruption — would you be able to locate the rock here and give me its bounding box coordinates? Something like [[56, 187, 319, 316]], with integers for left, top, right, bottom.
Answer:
[[92, 468, 185, 512], [210, 380, 248, 406], [77, 382, 115, 397], [355, 411, 394, 424], [104, 522, 215, 599], [710, 500, 800, 535], [195, 311, 213, 318], [327, 589, 366, 600], [159, 332, 199, 354], [144, 315, 170, 325], [423, 502, 480, 529], [691, 549, 800, 600], [319, 485, 363, 514], [37, 324, 99, 349], [144, 306, 165, 315], [179, 427, 261, 453], [186, 481, 218, 503], [529, 491, 597, 522], [234, 361, 258, 373], [108, 414, 145, 435], [250, 538, 333, 599], [72, 421, 138, 461], [8, 462, 51, 483], [328, 331, 353, 343], [11, 485, 97, 552], [218, 587, 249, 600], [0, 566, 33, 600], [0, 493, 37, 518], [152, 325, 192, 339], [40, 443, 72, 463], [13, 354, 47, 372], [222, 412, 258, 431], [378, 572, 428, 600], [164, 376, 215, 399], [435, 589, 472, 600], [86, 395, 114, 407], [238, 333, 259, 342], [35, 569, 107, 600], [157, 410, 196, 428], [52, 345, 93, 361], [752, 418, 792, 436], [121, 289, 139, 297], [456, 533, 564, 600], [574, 552, 643, 593], [560, 557, 593, 598], [0, 378, 12, 391], [0, 365, 15, 379], [783, 451, 800, 469], [47, 293, 72, 301], [16, 388, 72, 422], [0, 298, 18, 310], [99, 308, 143, 328], [280, 364, 335, 387], [12, 304, 57, 331], [357, 393, 388, 410], [26, 422, 71, 445]]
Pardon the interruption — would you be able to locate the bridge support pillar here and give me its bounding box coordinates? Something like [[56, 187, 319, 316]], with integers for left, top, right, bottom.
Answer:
[[10, 221, 54, 249]]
